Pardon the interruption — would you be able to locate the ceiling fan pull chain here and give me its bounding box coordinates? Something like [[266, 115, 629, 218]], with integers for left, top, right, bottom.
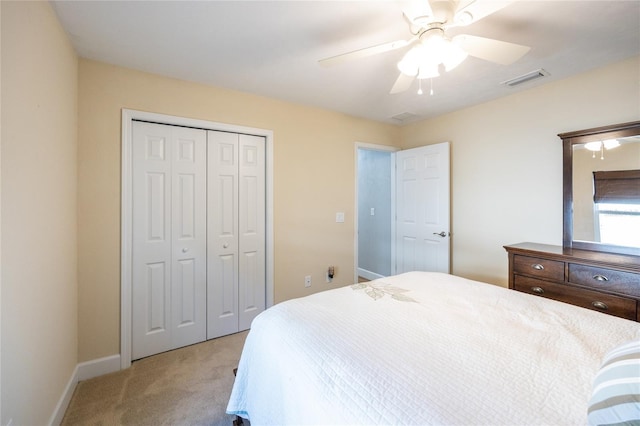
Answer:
[[430, 78, 434, 96], [417, 78, 423, 95]]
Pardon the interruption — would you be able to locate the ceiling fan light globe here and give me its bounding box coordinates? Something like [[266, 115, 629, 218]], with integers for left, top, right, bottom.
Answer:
[[417, 63, 439, 79], [397, 46, 422, 76], [423, 33, 448, 58], [443, 43, 468, 71], [397, 60, 418, 76]]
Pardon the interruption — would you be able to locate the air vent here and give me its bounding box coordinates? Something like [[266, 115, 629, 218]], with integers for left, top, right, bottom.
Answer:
[[391, 112, 419, 123], [501, 69, 549, 87]]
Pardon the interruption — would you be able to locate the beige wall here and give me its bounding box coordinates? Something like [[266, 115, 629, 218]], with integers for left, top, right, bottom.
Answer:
[[1, 2, 78, 425], [77, 59, 400, 362], [401, 56, 640, 285]]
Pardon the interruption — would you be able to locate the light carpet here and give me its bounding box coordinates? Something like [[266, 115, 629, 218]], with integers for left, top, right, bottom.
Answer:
[[62, 331, 249, 426]]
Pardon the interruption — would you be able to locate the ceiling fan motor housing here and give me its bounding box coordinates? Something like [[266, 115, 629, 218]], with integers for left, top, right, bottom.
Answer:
[[419, 26, 447, 44]]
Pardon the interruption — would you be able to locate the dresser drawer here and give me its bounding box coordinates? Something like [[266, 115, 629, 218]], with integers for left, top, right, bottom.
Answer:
[[514, 275, 637, 320], [513, 255, 564, 281], [569, 264, 640, 298]]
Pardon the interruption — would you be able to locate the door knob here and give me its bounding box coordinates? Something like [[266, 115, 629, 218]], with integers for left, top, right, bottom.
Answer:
[[433, 231, 448, 237], [223, 243, 229, 249], [182, 248, 188, 253]]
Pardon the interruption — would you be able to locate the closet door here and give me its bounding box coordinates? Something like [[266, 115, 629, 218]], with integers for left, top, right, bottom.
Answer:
[[132, 121, 207, 360], [207, 131, 266, 339], [238, 134, 266, 330], [207, 131, 239, 339]]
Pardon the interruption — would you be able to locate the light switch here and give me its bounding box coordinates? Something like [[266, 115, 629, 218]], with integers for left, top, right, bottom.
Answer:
[[370, 207, 375, 216], [336, 212, 345, 223]]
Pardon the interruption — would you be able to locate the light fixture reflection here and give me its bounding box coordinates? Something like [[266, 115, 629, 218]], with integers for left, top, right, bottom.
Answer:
[[584, 142, 602, 152], [603, 139, 620, 150], [583, 139, 621, 160]]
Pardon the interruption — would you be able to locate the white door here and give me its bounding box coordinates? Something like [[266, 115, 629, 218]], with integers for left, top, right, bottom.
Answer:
[[132, 121, 207, 360], [207, 131, 266, 339], [395, 142, 450, 274], [237, 134, 266, 330]]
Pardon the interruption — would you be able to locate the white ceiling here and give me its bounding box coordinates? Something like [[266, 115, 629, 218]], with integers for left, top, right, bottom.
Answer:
[[51, 1, 640, 125]]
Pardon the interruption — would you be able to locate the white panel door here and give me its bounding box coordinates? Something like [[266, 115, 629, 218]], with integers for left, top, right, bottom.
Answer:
[[170, 127, 207, 349], [207, 131, 240, 339], [238, 134, 266, 330], [132, 121, 207, 360], [395, 142, 450, 274], [207, 131, 266, 339]]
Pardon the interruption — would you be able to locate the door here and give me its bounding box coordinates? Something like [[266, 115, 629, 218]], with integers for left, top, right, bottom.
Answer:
[[237, 133, 266, 330], [395, 142, 450, 274], [131, 121, 207, 360], [207, 131, 266, 340]]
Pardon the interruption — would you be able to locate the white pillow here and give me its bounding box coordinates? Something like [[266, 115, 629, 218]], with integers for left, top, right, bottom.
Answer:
[[588, 339, 640, 425]]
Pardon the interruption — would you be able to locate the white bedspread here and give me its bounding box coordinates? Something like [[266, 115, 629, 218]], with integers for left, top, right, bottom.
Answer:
[[227, 272, 640, 425]]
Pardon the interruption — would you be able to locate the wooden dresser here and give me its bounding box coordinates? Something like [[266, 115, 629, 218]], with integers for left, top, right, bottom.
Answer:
[[504, 242, 640, 321]]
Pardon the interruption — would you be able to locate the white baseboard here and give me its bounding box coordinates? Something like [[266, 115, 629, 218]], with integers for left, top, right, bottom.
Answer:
[[48, 365, 78, 426], [48, 354, 121, 425], [77, 354, 121, 381], [357, 268, 385, 281]]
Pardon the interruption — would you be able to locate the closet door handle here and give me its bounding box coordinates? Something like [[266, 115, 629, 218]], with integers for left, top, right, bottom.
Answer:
[[223, 243, 229, 249], [182, 248, 188, 253]]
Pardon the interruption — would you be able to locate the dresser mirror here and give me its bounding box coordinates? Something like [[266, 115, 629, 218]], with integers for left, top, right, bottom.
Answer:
[[560, 121, 640, 256]]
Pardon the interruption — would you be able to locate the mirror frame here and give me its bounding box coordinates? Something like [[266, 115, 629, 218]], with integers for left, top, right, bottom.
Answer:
[[559, 120, 640, 256]]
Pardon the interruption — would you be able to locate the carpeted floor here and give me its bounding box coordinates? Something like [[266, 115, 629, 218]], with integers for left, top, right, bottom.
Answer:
[[61, 331, 249, 426]]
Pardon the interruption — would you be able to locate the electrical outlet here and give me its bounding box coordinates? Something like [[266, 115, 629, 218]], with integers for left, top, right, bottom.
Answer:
[[304, 275, 312, 288], [327, 266, 334, 283]]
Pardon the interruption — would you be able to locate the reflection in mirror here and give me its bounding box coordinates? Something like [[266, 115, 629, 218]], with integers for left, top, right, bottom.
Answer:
[[572, 135, 640, 248]]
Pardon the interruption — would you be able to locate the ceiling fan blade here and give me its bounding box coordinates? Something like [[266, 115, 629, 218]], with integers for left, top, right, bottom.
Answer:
[[401, 1, 434, 31], [453, 0, 513, 26], [319, 38, 414, 67], [452, 34, 530, 65], [390, 72, 415, 94], [402, 11, 423, 35]]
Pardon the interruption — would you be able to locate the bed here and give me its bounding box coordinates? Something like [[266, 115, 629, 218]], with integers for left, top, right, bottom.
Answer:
[[227, 271, 640, 425]]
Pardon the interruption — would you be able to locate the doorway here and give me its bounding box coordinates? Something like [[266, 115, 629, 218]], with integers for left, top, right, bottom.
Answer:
[[355, 143, 397, 282], [355, 142, 451, 282]]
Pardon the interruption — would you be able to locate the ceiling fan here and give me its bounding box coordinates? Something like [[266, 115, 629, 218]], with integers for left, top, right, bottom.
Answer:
[[319, 0, 531, 94]]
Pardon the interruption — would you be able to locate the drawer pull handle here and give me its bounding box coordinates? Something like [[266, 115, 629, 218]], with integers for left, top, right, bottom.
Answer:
[[592, 274, 609, 282], [592, 301, 608, 310], [531, 286, 545, 294], [532, 264, 545, 270]]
